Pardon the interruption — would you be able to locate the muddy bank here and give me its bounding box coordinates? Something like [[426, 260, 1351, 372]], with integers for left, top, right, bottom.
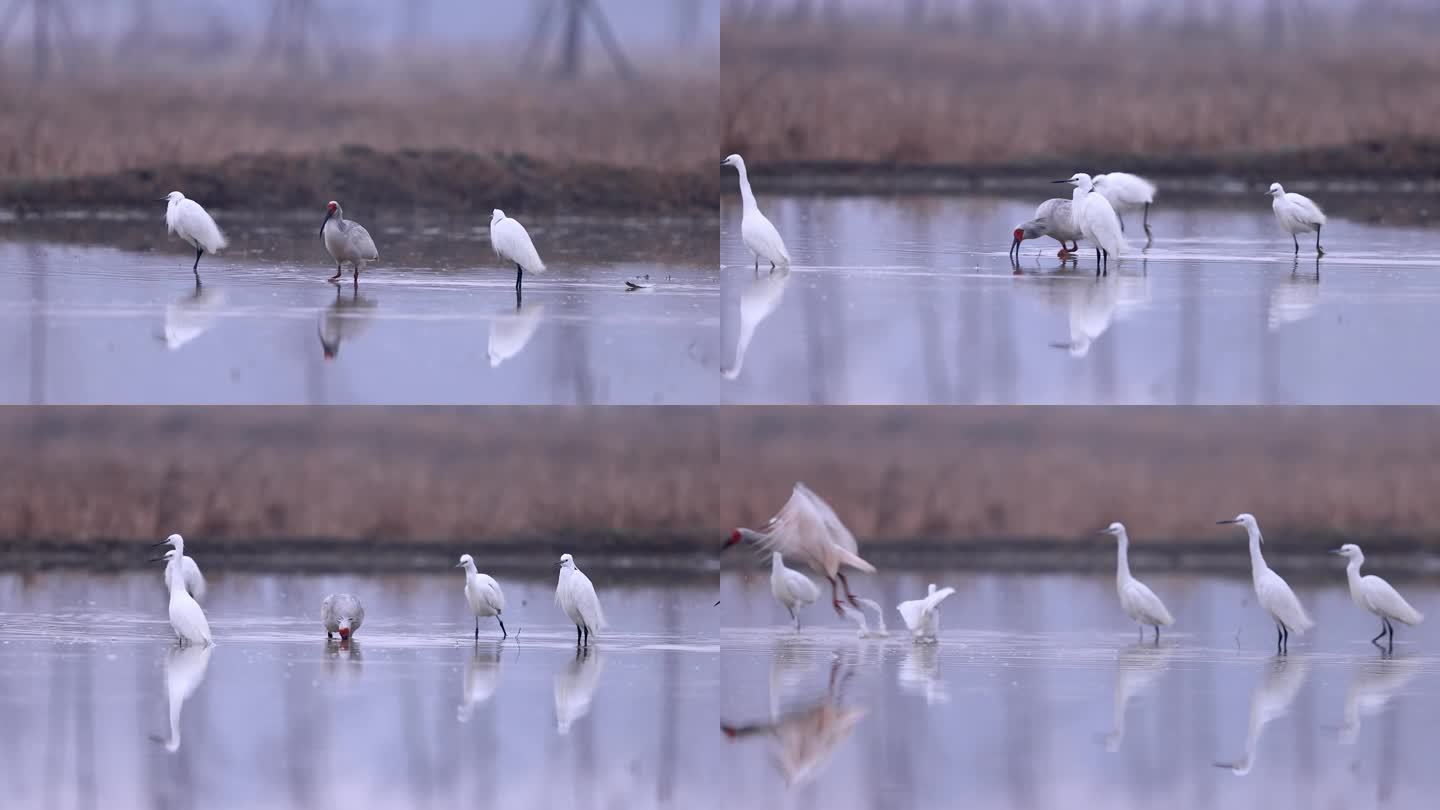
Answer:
[[3, 147, 719, 216]]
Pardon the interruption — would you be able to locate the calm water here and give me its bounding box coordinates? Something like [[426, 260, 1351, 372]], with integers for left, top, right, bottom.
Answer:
[[0, 572, 719, 810], [0, 212, 717, 404], [720, 569, 1440, 809], [721, 194, 1440, 404]]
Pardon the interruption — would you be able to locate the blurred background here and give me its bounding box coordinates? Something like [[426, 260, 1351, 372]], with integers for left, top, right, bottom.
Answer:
[[722, 0, 1440, 187], [0, 0, 719, 211]]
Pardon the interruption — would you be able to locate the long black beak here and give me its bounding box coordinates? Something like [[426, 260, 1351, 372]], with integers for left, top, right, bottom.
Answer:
[[1216, 519, 1239, 525], [150, 539, 171, 548], [455, 562, 465, 568], [1329, 548, 1344, 555], [1051, 179, 1073, 184], [320, 211, 333, 236]]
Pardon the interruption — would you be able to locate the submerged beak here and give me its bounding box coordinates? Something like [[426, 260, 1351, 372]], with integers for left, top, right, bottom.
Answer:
[[320, 210, 333, 236]]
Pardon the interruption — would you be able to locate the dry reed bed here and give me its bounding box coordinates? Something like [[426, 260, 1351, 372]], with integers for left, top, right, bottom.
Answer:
[[1, 408, 720, 543], [722, 26, 1440, 167], [718, 408, 1440, 545]]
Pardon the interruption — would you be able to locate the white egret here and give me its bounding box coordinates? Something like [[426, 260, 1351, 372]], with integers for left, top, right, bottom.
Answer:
[[163, 191, 226, 284], [321, 593, 365, 640], [724, 482, 876, 615], [490, 209, 546, 298], [156, 549, 212, 646], [554, 648, 604, 734], [556, 553, 605, 646], [1099, 522, 1175, 642], [1011, 197, 1082, 260], [1092, 173, 1157, 240], [457, 643, 503, 723], [456, 553, 508, 639], [1218, 514, 1314, 653], [723, 154, 791, 270], [151, 533, 206, 602], [897, 583, 955, 643], [770, 552, 820, 632], [487, 302, 546, 367], [1331, 543, 1423, 651], [157, 643, 212, 753], [1054, 173, 1123, 274], [722, 266, 789, 381], [320, 200, 379, 285], [1214, 657, 1311, 775], [1267, 182, 1327, 256]]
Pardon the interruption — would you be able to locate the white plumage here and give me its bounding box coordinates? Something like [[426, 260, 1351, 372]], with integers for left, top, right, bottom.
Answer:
[[158, 549, 212, 647], [1332, 543, 1423, 649], [1219, 513, 1313, 652], [1011, 197, 1082, 259], [1092, 172, 1157, 238], [1267, 182, 1327, 255], [490, 209, 546, 295], [321, 593, 365, 640], [1056, 173, 1124, 273], [770, 552, 820, 631], [724, 154, 791, 270], [1100, 522, 1174, 641], [556, 553, 605, 646], [154, 533, 206, 603], [726, 482, 876, 613], [457, 553, 508, 639], [163, 191, 226, 281], [320, 200, 379, 284], [897, 583, 955, 643]]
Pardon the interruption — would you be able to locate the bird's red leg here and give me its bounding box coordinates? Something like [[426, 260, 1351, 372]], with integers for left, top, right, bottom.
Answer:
[[837, 572, 861, 608], [830, 577, 844, 615]]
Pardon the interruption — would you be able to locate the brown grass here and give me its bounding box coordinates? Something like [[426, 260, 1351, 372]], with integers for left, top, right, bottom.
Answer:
[[718, 408, 1440, 545], [0, 67, 716, 179], [722, 25, 1440, 166]]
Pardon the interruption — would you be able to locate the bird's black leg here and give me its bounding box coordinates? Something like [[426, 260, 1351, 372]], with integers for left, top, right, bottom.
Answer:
[[1315, 226, 1324, 257], [496, 616, 507, 639], [1293, 234, 1300, 255], [769, 261, 776, 270], [576, 625, 583, 646], [475, 617, 480, 641], [1154, 626, 1160, 644], [515, 263, 523, 291], [754, 257, 759, 272], [330, 263, 342, 282], [1276, 623, 1284, 654], [328, 631, 334, 639], [1372, 621, 1388, 646], [1142, 202, 1152, 240], [193, 248, 203, 272], [1095, 247, 1102, 275], [1117, 212, 1126, 233]]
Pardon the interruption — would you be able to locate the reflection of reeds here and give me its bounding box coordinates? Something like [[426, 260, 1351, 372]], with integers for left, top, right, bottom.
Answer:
[[0, 68, 714, 179], [722, 25, 1440, 166], [716, 408, 1440, 543]]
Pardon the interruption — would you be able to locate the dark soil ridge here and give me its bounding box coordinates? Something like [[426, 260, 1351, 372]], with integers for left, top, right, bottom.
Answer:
[[4, 146, 720, 216]]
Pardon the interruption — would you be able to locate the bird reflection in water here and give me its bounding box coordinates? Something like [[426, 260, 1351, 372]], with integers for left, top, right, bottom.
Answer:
[[317, 284, 378, 359], [487, 303, 546, 368], [1213, 655, 1311, 775], [1044, 270, 1150, 358], [322, 637, 364, 687], [1337, 656, 1420, 745], [152, 643, 213, 753], [457, 642, 504, 723], [554, 647, 604, 735], [1101, 643, 1174, 752], [722, 266, 789, 381], [160, 283, 225, 351], [1268, 259, 1321, 332], [722, 655, 867, 788], [897, 643, 948, 706]]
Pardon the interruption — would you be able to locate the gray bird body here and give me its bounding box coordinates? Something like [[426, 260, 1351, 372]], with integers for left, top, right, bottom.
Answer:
[[322, 593, 366, 638]]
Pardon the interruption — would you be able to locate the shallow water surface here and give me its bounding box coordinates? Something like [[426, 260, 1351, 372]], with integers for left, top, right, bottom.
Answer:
[[0, 572, 718, 810], [721, 569, 1440, 809], [721, 194, 1440, 404], [0, 213, 717, 404]]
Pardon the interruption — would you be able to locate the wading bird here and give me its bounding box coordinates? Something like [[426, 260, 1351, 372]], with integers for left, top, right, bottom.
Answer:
[[556, 553, 604, 647], [723, 154, 791, 271], [320, 200, 378, 285], [490, 209, 546, 301], [156, 549, 212, 647], [152, 533, 206, 602], [1011, 197, 1081, 260], [897, 583, 955, 643], [1331, 543, 1423, 652], [163, 192, 226, 284], [1218, 514, 1313, 653], [725, 482, 876, 615], [457, 553, 508, 640], [1054, 173, 1123, 274], [1092, 173, 1156, 241], [321, 593, 365, 640], [770, 552, 820, 632], [1099, 522, 1174, 642], [1267, 183, 1327, 256]]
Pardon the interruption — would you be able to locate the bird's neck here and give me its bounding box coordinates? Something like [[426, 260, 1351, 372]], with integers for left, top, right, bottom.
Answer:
[[1071, 186, 1088, 207], [1247, 528, 1267, 577], [1345, 559, 1364, 591], [734, 165, 759, 213], [771, 553, 783, 571], [1115, 535, 1132, 583]]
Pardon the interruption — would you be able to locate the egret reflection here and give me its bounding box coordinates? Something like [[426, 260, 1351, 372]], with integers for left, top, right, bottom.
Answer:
[[155, 643, 213, 753], [722, 267, 789, 380], [487, 303, 546, 368], [1103, 643, 1174, 752], [161, 284, 225, 350], [1214, 655, 1311, 775], [897, 643, 947, 705], [457, 642, 504, 723], [1338, 656, 1421, 744], [554, 648, 604, 735], [1267, 266, 1320, 332]]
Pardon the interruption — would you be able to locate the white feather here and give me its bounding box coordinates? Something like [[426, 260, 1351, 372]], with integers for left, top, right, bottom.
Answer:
[[770, 552, 819, 630], [1070, 174, 1125, 259], [725, 154, 791, 267], [321, 201, 379, 272], [490, 210, 546, 275], [1269, 184, 1327, 234], [1093, 172, 1156, 207], [897, 584, 955, 641], [162, 550, 212, 646], [164, 193, 226, 254], [556, 555, 606, 635], [741, 482, 875, 581], [321, 593, 366, 636], [159, 534, 206, 602], [1106, 523, 1174, 629]]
